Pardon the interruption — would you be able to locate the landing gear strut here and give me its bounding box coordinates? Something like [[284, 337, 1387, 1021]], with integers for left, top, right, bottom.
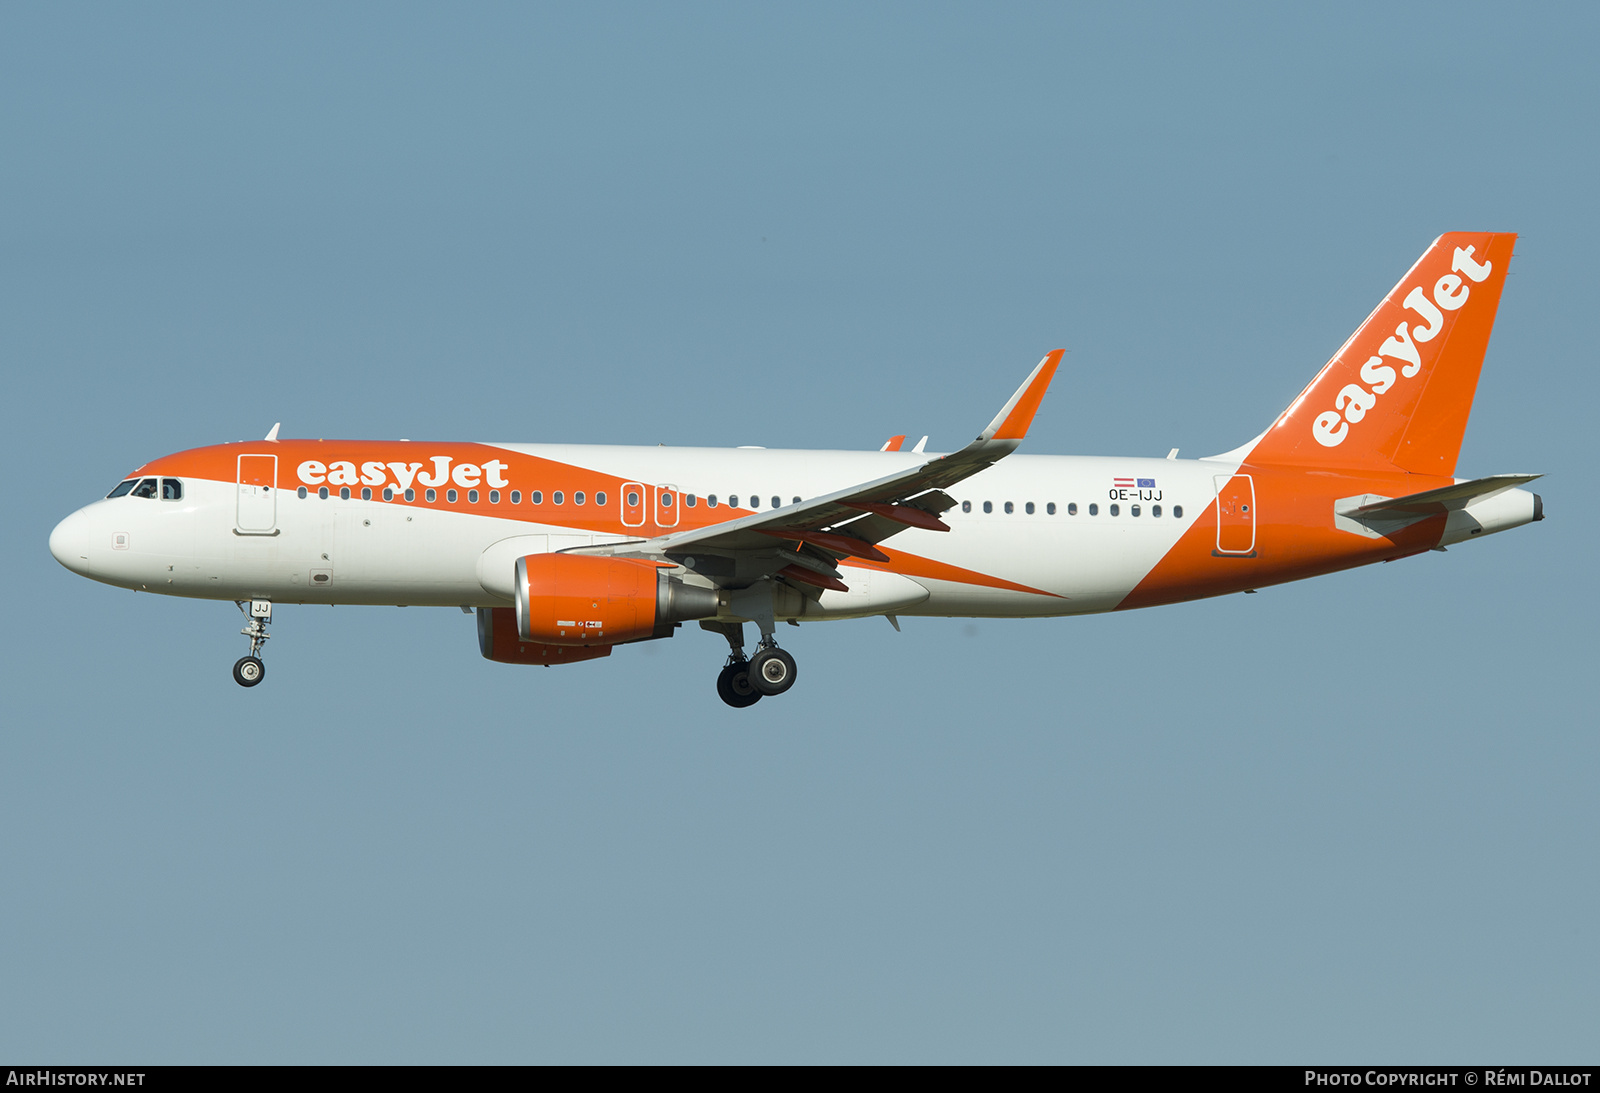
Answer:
[[233, 599, 271, 688], [703, 621, 761, 708]]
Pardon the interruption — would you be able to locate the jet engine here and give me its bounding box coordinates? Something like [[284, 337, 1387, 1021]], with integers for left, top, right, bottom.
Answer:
[[476, 607, 613, 666], [514, 553, 719, 646]]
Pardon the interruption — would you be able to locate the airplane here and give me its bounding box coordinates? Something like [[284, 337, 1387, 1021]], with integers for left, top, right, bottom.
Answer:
[[48, 232, 1542, 708]]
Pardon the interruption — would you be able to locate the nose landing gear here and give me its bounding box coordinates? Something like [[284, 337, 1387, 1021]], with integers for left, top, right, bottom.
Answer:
[[233, 600, 272, 688]]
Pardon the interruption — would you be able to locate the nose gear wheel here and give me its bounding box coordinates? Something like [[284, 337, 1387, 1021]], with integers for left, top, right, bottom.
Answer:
[[233, 656, 265, 687]]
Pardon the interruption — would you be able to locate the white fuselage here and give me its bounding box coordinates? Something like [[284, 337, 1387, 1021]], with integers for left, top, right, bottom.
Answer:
[[51, 445, 1237, 620]]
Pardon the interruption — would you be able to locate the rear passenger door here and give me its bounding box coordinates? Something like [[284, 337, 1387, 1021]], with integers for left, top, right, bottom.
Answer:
[[1213, 474, 1255, 555]]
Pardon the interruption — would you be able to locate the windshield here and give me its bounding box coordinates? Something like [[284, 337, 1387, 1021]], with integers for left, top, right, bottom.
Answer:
[[106, 479, 138, 498]]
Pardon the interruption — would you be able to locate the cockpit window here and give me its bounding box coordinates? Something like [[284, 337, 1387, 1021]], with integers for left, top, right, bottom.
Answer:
[[130, 478, 159, 499], [161, 478, 183, 500], [107, 479, 138, 499]]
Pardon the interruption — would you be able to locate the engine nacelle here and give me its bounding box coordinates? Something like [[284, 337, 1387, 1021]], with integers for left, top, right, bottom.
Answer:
[[514, 553, 719, 646], [475, 607, 613, 666]]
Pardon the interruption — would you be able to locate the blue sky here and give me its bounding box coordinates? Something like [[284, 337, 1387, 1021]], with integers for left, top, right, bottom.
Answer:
[[2, 3, 1595, 1062]]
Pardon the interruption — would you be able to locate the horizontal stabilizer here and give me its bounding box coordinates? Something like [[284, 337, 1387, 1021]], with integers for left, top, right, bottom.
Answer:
[[1333, 473, 1542, 541], [1341, 473, 1542, 519]]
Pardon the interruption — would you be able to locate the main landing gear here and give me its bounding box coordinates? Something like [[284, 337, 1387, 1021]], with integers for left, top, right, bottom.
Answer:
[[716, 656, 761, 709], [703, 620, 799, 709], [233, 599, 272, 688], [749, 644, 797, 695]]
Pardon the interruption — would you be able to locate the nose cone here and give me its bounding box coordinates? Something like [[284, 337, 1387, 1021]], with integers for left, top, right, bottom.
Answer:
[[49, 508, 95, 576]]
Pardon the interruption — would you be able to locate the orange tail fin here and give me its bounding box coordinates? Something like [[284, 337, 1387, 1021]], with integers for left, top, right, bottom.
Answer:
[[1246, 232, 1516, 476]]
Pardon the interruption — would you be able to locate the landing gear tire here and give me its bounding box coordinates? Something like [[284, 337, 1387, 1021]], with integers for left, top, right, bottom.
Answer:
[[717, 661, 762, 708], [233, 656, 266, 688], [749, 647, 797, 696]]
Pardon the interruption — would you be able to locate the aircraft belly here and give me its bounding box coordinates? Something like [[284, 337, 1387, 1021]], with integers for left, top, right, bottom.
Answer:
[[895, 517, 1184, 617]]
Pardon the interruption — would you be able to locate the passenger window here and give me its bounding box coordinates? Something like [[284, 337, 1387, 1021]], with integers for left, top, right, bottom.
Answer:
[[1004, 501, 1014, 514], [424, 488, 435, 502], [362, 487, 372, 500], [488, 490, 499, 504], [340, 487, 351, 500], [1089, 503, 1098, 515], [749, 495, 759, 509], [553, 491, 564, 505], [575, 491, 586, 506], [447, 489, 458, 503], [792, 496, 801, 505], [1068, 503, 1077, 515], [686, 494, 696, 507], [660, 493, 670, 507], [983, 501, 992, 513], [1152, 505, 1162, 517], [962, 500, 971, 513], [1174, 505, 1183, 518], [1047, 502, 1057, 515], [596, 491, 607, 507], [131, 478, 158, 499], [509, 490, 520, 504], [161, 478, 183, 500], [1110, 503, 1119, 516], [404, 489, 415, 501], [1025, 502, 1035, 514], [771, 496, 780, 509], [319, 487, 331, 500], [626, 490, 639, 506], [707, 495, 719, 508], [1132, 504, 1140, 517], [107, 479, 139, 498], [532, 490, 543, 504], [729, 495, 739, 508], [468, 489, 479, 503], [298, 486, 308, 499], [383, 488, 394, 501]]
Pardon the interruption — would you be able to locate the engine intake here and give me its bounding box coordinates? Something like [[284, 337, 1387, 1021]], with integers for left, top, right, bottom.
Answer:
[[514, 553, 718, 646]]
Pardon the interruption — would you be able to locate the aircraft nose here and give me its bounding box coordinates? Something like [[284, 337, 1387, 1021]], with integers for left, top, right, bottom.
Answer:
[[49, 508, 95, 575]]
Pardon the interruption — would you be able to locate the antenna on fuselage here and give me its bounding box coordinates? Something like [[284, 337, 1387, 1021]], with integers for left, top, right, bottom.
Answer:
[[264, 423, 281, 441]]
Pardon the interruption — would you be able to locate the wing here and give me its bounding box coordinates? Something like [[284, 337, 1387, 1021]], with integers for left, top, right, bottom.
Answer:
[[629, 350, 1063, 588]]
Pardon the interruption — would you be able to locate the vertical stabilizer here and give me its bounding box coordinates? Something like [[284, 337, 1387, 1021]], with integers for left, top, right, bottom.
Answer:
[[1245, 232, 1515, 476]]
